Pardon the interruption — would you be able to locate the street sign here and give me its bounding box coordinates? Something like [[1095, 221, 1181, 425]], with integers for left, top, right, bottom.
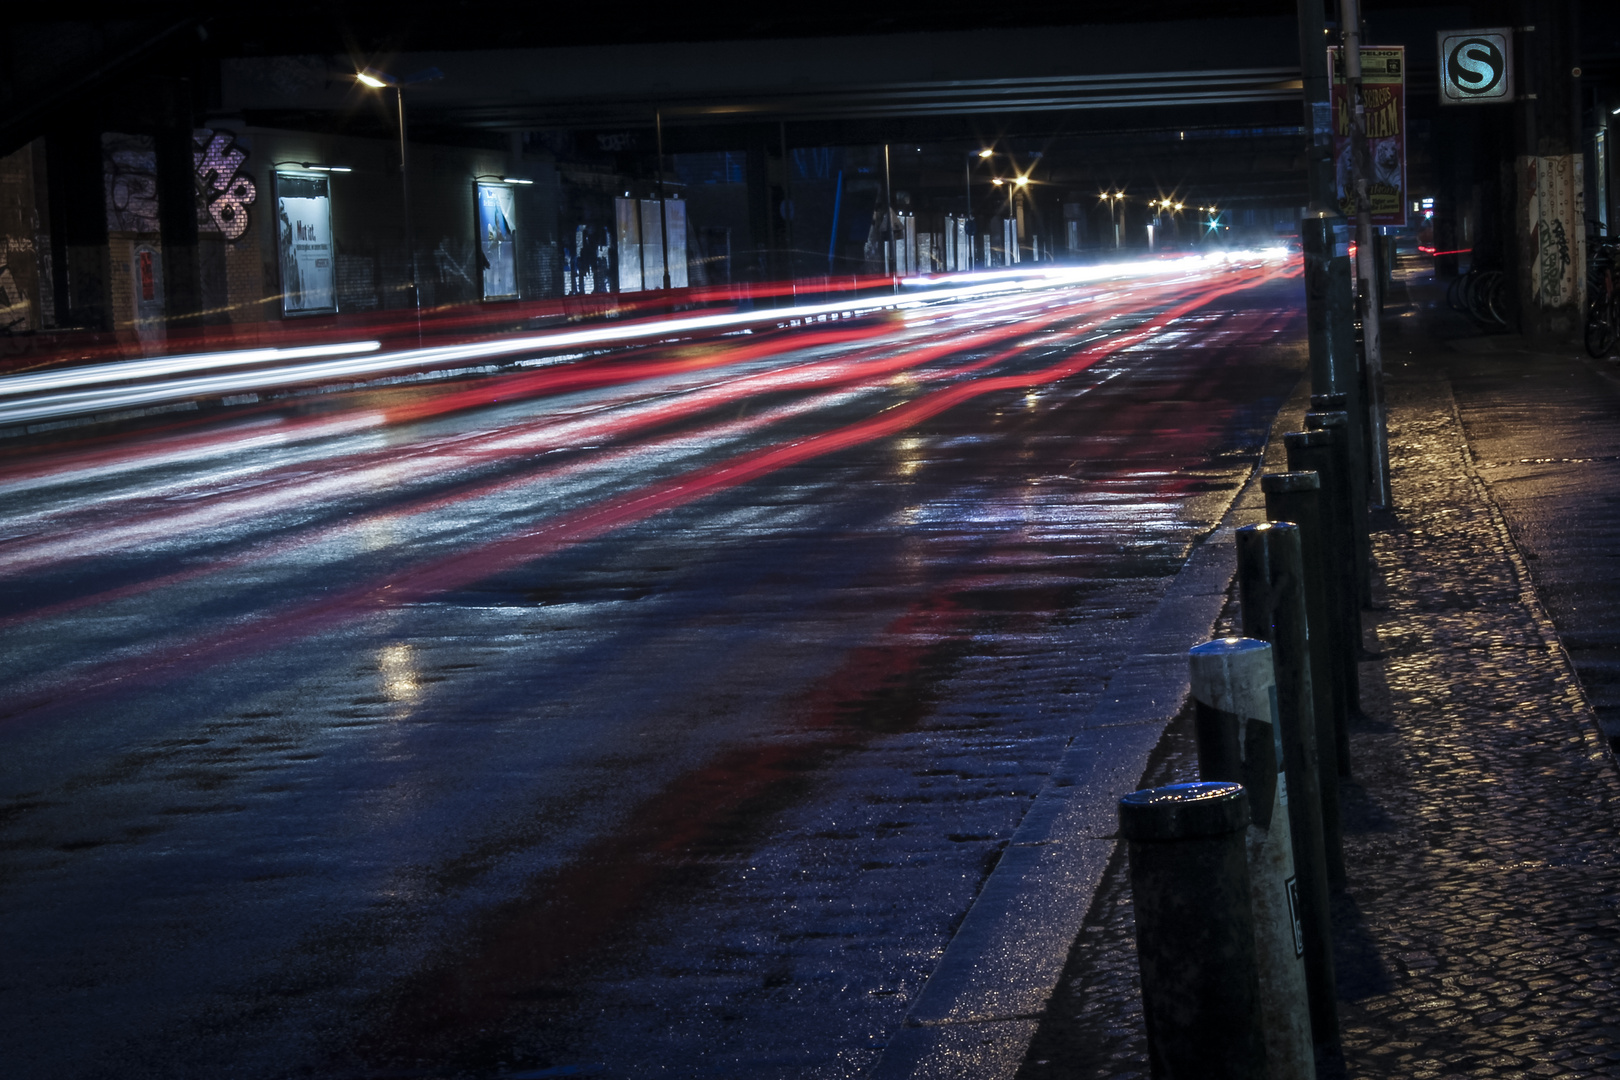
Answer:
[[1438, 29, 1515, 104]]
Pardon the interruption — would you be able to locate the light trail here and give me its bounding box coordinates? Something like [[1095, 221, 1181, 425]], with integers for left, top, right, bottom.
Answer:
[[0, 277, 1177, 578], [0, 254, 1286, 428], [0, 260, 1291, 723]]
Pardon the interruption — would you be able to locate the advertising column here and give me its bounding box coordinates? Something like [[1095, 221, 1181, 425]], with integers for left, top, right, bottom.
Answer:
[[275, 171, 336, 316]]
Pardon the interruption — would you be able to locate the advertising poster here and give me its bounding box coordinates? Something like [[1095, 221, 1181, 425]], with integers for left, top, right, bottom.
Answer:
[[1329, 46, 1407, 227], [275, 172, 336, 315], [664, 199, 688, 289], [615, 197, 642, 292], [478, 183, 518, 300]]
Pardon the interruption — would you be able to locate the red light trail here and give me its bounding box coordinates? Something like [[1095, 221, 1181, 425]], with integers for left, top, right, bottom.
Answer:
[[0, 259, 1292, 726]]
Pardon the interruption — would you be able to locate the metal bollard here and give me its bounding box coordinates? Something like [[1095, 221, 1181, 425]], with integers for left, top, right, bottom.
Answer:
[[1307, 409, 1372, 610], [1191, 638, 1314, 1080], [1261, 471, 1348, 876], [1235, 522, 1341, 1058], [1285, 427, 1365, 754], [1309, 393, 1370, 565], [1119, 781, 1265, 1080]]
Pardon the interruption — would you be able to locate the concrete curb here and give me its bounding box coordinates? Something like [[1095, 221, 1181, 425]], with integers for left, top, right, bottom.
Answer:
[[870, 373, 1308, 1079]]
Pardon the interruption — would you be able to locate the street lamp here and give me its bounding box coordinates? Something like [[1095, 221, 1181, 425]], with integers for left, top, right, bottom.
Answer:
[[963, 148, 997, 271], [356, 66, 443, 334], [1101, 190, 1126, 249]]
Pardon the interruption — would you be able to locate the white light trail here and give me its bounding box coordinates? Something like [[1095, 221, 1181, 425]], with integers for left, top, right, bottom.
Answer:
[[0, 340, 382, 399], [0, 252, 1286, 428]]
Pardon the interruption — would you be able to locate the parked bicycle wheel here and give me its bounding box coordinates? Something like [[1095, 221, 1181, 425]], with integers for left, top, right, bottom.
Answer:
[[1483, 274, 1511, 328], [1467, 270, 1505, 328], [1586, 294, 1615, 358], [1447, 274, 1468, 313]]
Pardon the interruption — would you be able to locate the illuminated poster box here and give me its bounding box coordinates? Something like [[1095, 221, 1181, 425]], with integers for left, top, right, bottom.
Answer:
[[275, 171, 337, 315], [478, 183, 518, 300]]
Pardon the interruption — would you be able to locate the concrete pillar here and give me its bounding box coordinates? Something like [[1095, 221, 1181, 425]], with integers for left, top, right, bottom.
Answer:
[[44, 125, 111, 331], [1513, 0, 1585, 338]]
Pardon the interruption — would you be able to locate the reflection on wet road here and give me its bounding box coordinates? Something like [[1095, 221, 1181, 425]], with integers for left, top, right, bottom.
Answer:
[[0, 262, 1304, 1078]]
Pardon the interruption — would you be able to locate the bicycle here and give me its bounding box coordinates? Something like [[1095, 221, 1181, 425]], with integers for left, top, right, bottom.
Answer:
[[1446, 266, 1510, 331]]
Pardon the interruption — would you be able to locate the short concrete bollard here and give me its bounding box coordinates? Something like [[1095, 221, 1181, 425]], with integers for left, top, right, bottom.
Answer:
[[1119, 781, 1265, 1080], [1191, 637, 1314, 1080], [1235, 522, 1341, 1058], [1261, 470, 1348, 874]]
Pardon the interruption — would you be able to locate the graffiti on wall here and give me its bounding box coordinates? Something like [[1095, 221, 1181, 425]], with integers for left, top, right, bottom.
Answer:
[[0, 258, 29, 333], [103, 133, 161, 233], [1523, 154, 1586, 309], [193, 129, 256, 241]]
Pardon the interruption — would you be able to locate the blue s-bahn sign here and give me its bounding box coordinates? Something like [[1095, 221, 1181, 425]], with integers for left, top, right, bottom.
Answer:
[[1438, 29, 1515, 104]]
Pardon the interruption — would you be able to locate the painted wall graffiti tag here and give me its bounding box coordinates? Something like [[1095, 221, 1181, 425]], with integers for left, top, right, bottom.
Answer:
[[193, 129, 256, 241], [0, 260, 29, 333], [1522, 154, 1586, 309], [103, 133, 161, 233]]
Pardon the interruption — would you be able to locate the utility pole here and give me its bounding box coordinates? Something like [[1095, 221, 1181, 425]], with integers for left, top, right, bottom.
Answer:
[[1340, 0, 1392, 508], [656, 110, 671, 290], [1300, 0, 1369, 554], [883, 143, 895, 288]]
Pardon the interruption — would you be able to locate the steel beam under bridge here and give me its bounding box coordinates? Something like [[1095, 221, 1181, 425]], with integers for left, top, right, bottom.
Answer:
[[221, 16, 1304, 132]]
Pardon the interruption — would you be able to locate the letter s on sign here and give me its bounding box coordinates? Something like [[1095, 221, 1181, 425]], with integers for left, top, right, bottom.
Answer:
[[1449, 38, 1504, 95]]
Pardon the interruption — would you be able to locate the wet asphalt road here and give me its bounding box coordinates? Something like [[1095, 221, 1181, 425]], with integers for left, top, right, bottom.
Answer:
[[0, 263, 1304, 1079]]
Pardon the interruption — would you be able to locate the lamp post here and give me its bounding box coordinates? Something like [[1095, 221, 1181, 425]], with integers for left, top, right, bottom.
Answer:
[[964, 148, 993, 270], [992, 169, 1030, 265], [357, 66, 442, 339], [1102, 190, 1126, 250]]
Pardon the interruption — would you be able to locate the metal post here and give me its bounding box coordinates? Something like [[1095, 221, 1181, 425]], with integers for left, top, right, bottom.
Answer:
[[1261, 472, 1347, 882], [883, 143, 895, 289], [397, 86, 421, 344], [1287, 426, 1365, 757], [1190, 639, 1314, 1080], [964, 153, 973, 269], [778, 121, 791, 290], [1118, 781, 1265, 1080], [1340, 0, 1393, 507], [1309, 394, 1370, 572], [657, 111, 672, 291], [1307, 409, 1371, 609], [1236, 522, 1341, 1061]]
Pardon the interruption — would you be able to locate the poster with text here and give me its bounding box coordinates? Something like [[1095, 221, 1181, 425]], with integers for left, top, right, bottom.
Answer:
[[1329, 45, 1408, 227], [276, 173, 336, 315], [478, 183, 518, 300]]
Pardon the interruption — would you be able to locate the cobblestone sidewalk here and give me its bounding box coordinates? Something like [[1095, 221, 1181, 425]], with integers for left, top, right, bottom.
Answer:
[[1019, 363, 1620, 1078]]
